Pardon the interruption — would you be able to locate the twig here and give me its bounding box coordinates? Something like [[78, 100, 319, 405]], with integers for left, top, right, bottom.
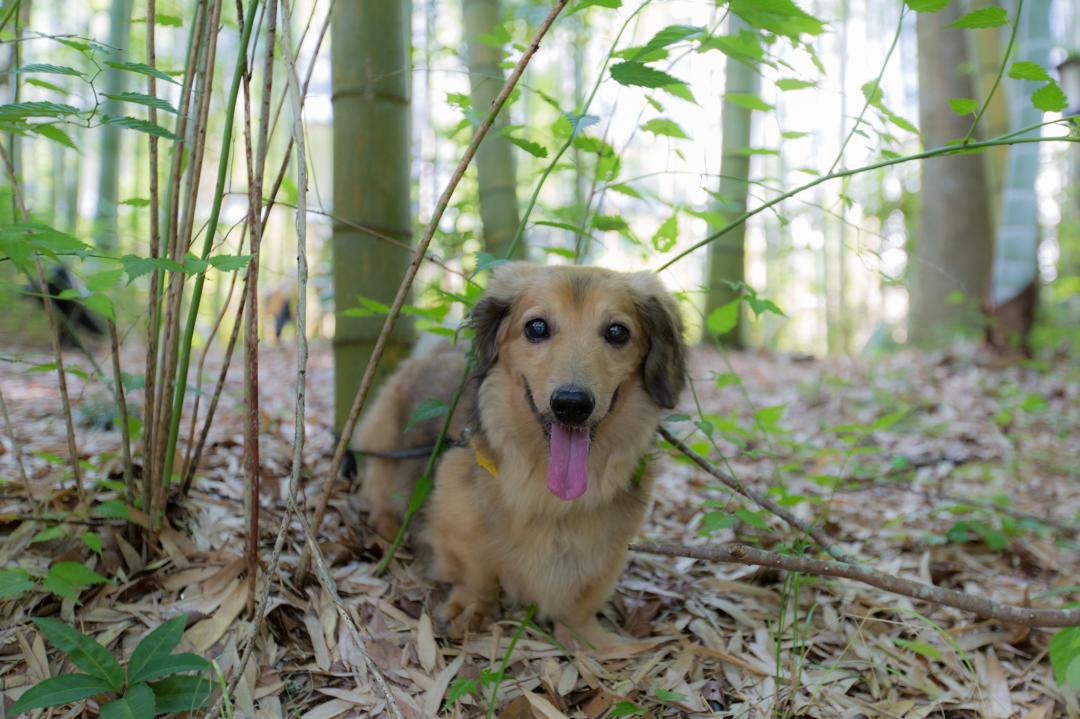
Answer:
[[0, 143, 82, 497], [658, 426, 853, 564], [0, 385, 31, 495], [300, 0, 571, 578], [106, 320, 135, 505], [144, 0, 162, 539], [630, 541, 1080, 628], [963, 0, 1022, 145]]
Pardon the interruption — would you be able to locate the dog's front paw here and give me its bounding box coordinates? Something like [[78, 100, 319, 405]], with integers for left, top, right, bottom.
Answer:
[[437, 588, 495, 638], [555, 618, 624, 653]]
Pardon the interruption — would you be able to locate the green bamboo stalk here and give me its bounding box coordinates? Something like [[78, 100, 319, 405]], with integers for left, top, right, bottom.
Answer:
[[160, 0, 262, 499]]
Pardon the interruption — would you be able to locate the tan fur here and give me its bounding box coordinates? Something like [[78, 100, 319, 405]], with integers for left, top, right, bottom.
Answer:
[[354, 264, 686, 648]]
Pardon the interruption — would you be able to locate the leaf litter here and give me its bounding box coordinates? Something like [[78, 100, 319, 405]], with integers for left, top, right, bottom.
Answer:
[[0, 339, 1077, 717]]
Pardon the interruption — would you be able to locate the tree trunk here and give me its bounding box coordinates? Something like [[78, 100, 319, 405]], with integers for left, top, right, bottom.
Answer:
[[463, 0, 522, 259], [93, 0, 135, 251], [987, 0, 1051, 353], [705, 15, 758, 346], [331, 0, 413, 431], [909, 2, 994, 346]]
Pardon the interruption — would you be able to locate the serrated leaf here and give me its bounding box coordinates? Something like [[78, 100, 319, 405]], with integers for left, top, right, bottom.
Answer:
[[706, 300, 740, 336], [950, 6, 1007, 28], [149, 675, 213, 712], [700, 511, 737, 534], [0, 568, 35, 598], [32, 124, 78, 149], [105, 60, 179, 85], [651, 214, 678, 252], [48, 561, 108, 587], [610, 61, 685, 89], [947, 97, 977, 115], [102, 115, 177, 140], [608, 183, 642, 198], [130, 653, 208, 684], [776, 78, 815, 91], [1008, 61, 1051, 82], [905, 0, 949, 10], [729, 0, 825, 39], [207, 253, 253, 271], [92, 500, 131, 520], [655, 688, 689, 702], [725, 93, 773, 111], [0, 101, 81, 118], [1032, 82, 1067, 112], [8, 674, 115, 714], [102, 91, 178, 114], [128, 616, 187, 684], [662, 82, 697, 103], [17, 63, 84, 78], [25, 78, 67, 92], [505, 134, 548, 158], [100, 683, 155, 719], [87, 269, 125, 292], [31, 526, 66, 543], [406, 398, 448, 431], [567, 0, 620, 15], [82, 532, 103, 555], [33, 618, 123, 690], [632, 24, 706, 61], [642, 117, 688, 139], [735, 508, 768, 530]]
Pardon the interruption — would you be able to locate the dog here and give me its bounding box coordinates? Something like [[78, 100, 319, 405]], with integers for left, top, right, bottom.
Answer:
[[354, 263, 686, 648]]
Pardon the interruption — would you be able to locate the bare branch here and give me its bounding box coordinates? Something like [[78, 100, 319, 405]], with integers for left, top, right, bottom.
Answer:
[[630, 541, 1080, 628]]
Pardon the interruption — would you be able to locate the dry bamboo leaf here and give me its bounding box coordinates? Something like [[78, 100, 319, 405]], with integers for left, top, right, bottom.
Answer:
[[417, 612, 437, 673], [304, 611, 332, 672], [423, 653, 465, 716], [977, 648, 1014, 719], [317, 687, 378, 708], [523, 691, 570, 719], [298, 698, 354, 719], [187, 578, 247, 653]]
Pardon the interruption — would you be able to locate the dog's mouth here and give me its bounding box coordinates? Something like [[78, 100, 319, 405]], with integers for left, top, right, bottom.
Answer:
[[524, 381, 617, 502]]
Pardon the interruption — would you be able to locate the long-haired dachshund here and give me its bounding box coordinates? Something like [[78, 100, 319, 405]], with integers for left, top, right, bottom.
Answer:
[[354, 263, 686, 648]]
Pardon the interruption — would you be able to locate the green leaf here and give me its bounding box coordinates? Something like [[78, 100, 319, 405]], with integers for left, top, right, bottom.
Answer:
[[700, 511, 737, 534], [444, 677, 479, 709], [48, 562, 108, 587], [92, 500, 132, 521], [128, 616, 188, 684], [781, 130, 810, 139], [1049, 626, 1080, 688], [105, 61, 180, 85], [725, 93, 773, 111], [950, 6, 1007, 28], [119, 254, 183, 283], [120, 197, 151, 207], [102, 115, 177, 140], [33, 618, 123, 691], [25, 78, 67, 92], [207, 253, 253, 271], [608, 183, 642, 199], [1008, 61, 1051, 82], [592, 215, 628, 232], [0, 101, 81, 118], [735, 508, 769, 530], [152, 13, 184, 26], [406, 398, 449, 431], [129, 653, 208, 684], [100, 683, 155, 719], [82, 532, 103, 555], [947, 97, 978, 115], [17, 63, 84, 78], [610, 61, 685, 89], [905, 0, 949, 11], [706, 300, 740, 336], [87, 269, 125, 292], [729, 0, 825, 39], [609, 700, 645, 717], [698, 32, 766, 64], [102, 91, 178, 114], [567, 0, 620, 15], [893, 638, 942, 661], [32, 526, 66, 543], [642, 118, 688, 139], [148, 675, 213, 712], [651, 214, 678, 252], [0, 568, 35, 598], [32, 124, 78, 149], [1031, 82, 1067, 113], [632, 25, 706, 60], [8, 674, 115, 714], [340, 294, 391, 318], [661, 82, 697, 104], [776, 78, 815, 91], [505, 134, 549, 158], [655, 688, 689, 702]]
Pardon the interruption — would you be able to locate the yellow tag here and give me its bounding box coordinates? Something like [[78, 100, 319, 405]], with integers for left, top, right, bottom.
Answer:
[[473, 444, 498, 477]]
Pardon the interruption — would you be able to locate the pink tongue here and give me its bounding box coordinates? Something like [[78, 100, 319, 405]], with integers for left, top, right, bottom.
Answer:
[[547, 425, 590, 500]]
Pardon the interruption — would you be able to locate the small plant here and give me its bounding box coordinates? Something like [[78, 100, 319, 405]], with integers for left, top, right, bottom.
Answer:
[[10, 615, 211, 716]]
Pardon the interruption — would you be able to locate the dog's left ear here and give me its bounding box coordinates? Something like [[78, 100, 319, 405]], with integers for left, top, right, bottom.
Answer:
[[467, 262, 537, 377], [630, 273, 687, 409]]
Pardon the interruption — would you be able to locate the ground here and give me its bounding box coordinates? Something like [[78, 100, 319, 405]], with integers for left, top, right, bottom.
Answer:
[[1, 338, 1078, 718]]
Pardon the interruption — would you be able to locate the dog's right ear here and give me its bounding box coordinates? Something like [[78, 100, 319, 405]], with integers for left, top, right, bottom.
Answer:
[[467, 263, 535, 377]]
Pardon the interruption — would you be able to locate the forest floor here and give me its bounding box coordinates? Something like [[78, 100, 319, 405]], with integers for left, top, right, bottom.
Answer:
[[1, 338, 1078, 718]]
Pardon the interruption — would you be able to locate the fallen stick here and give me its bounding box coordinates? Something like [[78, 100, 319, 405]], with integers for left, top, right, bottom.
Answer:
[[630, 541, 1080, 628]]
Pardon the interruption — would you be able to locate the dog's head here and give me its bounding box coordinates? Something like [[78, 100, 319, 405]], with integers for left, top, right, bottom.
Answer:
[[468, 263, 686, 500]]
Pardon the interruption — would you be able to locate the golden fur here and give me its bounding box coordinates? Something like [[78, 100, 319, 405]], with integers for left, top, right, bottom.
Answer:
[[354, 263, 686, 648]]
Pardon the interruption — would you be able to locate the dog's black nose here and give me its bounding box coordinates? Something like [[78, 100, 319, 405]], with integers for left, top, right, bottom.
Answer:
[[550, 386, 595, 426]]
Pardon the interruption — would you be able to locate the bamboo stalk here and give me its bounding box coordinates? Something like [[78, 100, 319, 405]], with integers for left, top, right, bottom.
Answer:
[[299, 0, 571, 578], [143, 0, 162, 542], [107, 320, 135, 506]]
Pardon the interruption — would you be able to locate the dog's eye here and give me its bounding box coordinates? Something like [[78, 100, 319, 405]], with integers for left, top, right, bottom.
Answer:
[[604, 323, 630, 345], [524, 318, 550, 342]]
